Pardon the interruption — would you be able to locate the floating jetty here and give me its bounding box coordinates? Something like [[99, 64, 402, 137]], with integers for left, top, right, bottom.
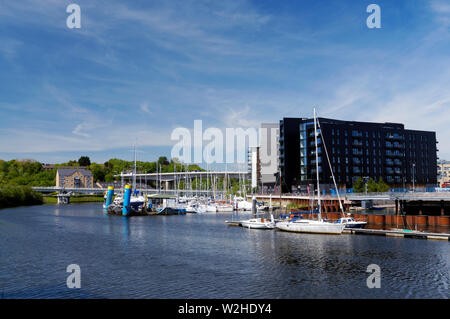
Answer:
[[225, 220, 241, 226], [342, 228, 450, 241]]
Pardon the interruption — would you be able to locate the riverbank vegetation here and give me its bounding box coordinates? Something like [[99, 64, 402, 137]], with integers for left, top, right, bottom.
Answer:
[[43, 195, 104, 204], [0, 186, 43, 209], [0, 159, 56, 186], [0, 157, 203, 186]]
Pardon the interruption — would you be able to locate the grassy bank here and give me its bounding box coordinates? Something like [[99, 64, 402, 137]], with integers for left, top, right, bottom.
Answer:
[[43, 195, 104, 204], [0, 186, 43, 209]]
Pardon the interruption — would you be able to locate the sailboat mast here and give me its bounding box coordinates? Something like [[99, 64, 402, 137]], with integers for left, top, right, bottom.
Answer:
[[132, 144, 137, 191], [317, 117, 345, 216], [313, 107, 322, 221]]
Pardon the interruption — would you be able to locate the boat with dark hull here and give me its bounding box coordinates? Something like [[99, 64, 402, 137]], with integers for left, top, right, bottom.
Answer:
[[335, 217, 367, 229]]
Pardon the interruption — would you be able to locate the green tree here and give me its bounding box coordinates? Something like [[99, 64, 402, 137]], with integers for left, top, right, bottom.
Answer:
[[78, 156, 91, 167], [367, 178, 378, 193], [105, 173, 115, 183], [157, 156, 169, 166], [90, 163, 105, 182], [376, 178, 390, 192], [353, 177, 365, 193]]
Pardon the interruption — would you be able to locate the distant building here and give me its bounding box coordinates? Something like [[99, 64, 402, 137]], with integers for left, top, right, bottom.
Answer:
[[438, 160, 450, 187], [246, 124, 280, 193], [259, 123, 279, 192], [43, 164, 87, 171], [279, 117, 438, 192], [56, 168, 93, 188], [248, 146, 261, 190]]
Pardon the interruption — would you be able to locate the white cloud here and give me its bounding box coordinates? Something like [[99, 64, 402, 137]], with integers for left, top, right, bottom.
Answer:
[[139, 103, 152, 115]]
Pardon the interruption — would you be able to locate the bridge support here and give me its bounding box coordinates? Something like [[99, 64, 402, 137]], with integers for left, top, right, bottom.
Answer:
[[57, 193, 71, 204], [361, 200, 373, 209]]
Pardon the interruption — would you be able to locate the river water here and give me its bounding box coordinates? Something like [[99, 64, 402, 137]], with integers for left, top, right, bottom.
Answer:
[[0, 204, 448, 299]]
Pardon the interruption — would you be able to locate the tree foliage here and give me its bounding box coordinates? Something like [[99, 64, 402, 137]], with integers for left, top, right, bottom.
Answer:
[[0, 159, 56, 186], [0, 185, 43, 208], [78, 156, 91, 167], [353, 177, 391, 193], [0, 157, 205, 186]]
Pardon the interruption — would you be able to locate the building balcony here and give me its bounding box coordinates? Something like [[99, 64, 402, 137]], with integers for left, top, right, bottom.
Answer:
[[385, 151, 404, 157], [386, 133, 404, 140]]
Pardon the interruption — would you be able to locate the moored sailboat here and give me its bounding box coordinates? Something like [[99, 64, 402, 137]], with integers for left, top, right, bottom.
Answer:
[[276, 107, 345, 235]]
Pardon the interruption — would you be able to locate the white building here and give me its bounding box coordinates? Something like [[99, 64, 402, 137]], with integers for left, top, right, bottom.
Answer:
[[247, 123, 279, 192], [259, 123, 279, 187], [437, 160, 450, 186], [248, 146, 260, 189]]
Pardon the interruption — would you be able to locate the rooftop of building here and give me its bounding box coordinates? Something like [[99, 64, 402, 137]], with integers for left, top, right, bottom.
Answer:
[[56, 168, 92, 177], [280, 116, 435, 134]]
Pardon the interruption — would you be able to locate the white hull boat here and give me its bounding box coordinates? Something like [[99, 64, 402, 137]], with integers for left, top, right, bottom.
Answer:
[[196, 204, 217, 213], [240, 216, 276, 229], [275, 107, 345, 235], [216, 205, 233, 212], [276, 219, 345, 234], [236, 200, 252, 211]]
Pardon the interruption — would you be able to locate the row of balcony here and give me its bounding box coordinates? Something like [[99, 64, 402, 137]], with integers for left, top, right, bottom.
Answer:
[[385, 142, 405, 148], [386, 150, 405, 157], [386, 133, 404, 140]]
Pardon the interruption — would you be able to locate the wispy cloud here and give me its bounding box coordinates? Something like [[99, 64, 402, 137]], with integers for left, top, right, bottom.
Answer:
[[430, 0, 450, 26], [1, 0, 449, 162], [139, 103, 152, 115]]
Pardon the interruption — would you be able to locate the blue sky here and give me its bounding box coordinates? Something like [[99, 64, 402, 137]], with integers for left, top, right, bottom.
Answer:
[[0, 0, 449, 166]]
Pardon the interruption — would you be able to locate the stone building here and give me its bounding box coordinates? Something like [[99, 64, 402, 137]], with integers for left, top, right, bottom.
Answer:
[[56, 168, 93, 188]]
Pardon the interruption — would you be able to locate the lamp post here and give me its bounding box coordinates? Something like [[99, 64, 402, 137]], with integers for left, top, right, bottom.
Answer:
[[363, 176, 369, 194], [412, 163, 416, 192]]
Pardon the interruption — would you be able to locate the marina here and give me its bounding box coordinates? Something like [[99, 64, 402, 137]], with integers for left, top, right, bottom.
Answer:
[[2, 0, 450, 304], [342, 228, 450, 241], [0, 203, 448, 299]]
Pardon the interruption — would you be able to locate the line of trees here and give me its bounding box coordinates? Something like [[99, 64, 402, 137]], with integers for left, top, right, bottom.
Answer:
[[0, 157, 204, 186], [352, 177, 390, 193], [0, 185, 43, 209], [0, 159, 56, 186]]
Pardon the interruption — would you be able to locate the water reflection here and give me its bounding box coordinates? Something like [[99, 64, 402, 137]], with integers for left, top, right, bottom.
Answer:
[[121, 216, 130, 240], [0, 203, 448, 299]]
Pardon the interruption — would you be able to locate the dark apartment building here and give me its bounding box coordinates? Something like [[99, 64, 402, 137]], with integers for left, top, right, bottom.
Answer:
[[278, 117, 438, 192]]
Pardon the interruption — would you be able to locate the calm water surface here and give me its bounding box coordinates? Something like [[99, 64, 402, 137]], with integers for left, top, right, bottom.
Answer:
[[0, 204, 448, 299]]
